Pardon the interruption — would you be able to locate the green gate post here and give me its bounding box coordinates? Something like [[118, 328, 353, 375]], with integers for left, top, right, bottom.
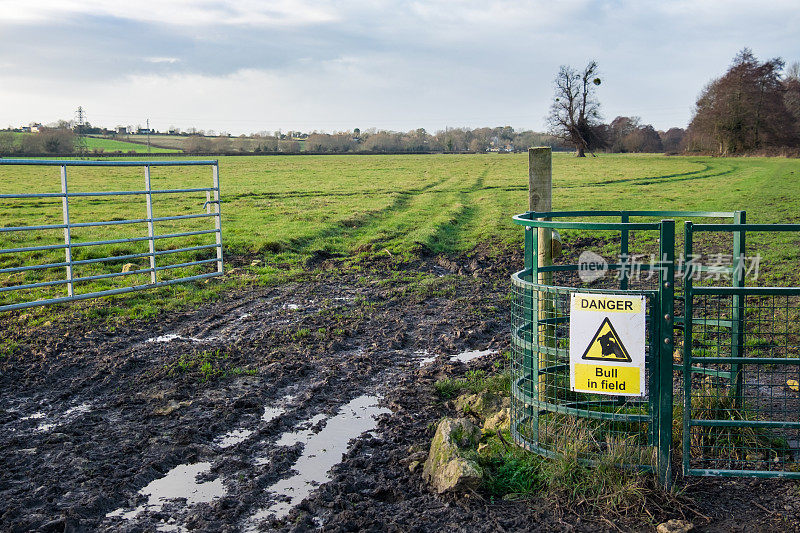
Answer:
[[682, 221, 694, 476], [524, 224, 538, 440], [731, 211, 746, 407], [657, 220, 676, 489], [620, 213, 630, 290]]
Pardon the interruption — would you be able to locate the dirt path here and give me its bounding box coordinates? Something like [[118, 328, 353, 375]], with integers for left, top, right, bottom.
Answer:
[[1, 252, 798, 532]]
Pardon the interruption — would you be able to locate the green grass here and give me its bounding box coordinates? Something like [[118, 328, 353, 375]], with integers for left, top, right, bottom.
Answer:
[[4, 132, 177, 153], [448, 365, 655, 515], [83, 136, 177, 153], [1, 153, 799, 324], [166, 349, 256, 382], [435, 369, 510, 399]]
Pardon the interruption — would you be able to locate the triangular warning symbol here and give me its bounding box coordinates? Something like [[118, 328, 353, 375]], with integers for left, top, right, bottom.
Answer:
[[581, 317, 632, 362]]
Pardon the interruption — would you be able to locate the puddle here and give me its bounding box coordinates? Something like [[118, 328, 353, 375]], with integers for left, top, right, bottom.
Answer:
[[145, 334, 217, 344], [216, 404, 285, 449], [261, 405, 286, 423], [283, 303, 300, 311], [248, 395, 390, 524], [106, 462, 226, 521], [238, 313, 252, 320], [156, 523, 186, 533], [30, 401, 94, 433], [64, 402, 93, 416], [451, 348, 493, 363], [415, 350, 436, 367], [274, 414, 327, 447], [106, 505, 146, 520], [20, 412, 46, 421], [215, 429, 255, 448]]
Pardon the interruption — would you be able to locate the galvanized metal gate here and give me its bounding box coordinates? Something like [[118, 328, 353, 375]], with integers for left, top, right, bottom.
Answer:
[[0, 160, 223, 312], [511, 210, 800, 487]]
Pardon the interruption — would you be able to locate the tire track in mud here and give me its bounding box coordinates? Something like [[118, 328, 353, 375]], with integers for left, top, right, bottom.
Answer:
[[0, 260, 512, 532]]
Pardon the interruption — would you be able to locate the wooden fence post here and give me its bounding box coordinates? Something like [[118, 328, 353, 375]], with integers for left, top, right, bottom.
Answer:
[[529, 147, 554, 402]]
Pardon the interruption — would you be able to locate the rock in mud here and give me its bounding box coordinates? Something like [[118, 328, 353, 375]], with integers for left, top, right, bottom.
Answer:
[[422, 418, 481, 494], [482, 407, 510, 432], [455, 392, 505, 418], [657, 519, 694, 533], [153, 400, 192, 416]]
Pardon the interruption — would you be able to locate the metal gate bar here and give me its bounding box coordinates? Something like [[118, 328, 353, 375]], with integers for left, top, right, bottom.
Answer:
[[0, 159, 223, 312], [682, 221, 800, 478]]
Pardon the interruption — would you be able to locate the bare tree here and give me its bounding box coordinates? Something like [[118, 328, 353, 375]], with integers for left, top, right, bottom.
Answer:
[[547, 60, 604, 157], [787, 61, 800, 81], [785, 61, 800, 138]]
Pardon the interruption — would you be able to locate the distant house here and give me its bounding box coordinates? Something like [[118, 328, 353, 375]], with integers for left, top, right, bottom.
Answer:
[[137, 128, 152, 135], [116, 126, 127, 134], [30, 123, 42, 133], [168, 128, 180, 135], [21, 126, 31, 133]]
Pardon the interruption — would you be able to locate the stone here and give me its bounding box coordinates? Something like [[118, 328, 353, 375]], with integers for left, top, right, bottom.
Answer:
[[455, 392, 503, 419], [483, 407, 510, 432], [422, 418, 481, 494], [153, 400, 192, 416], [408, 460, 422, 473], [656, 519, 694, 533]]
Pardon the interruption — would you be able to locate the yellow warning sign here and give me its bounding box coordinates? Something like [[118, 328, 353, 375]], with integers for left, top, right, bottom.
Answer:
[[574, 364, 641, 394], [581, 317, 632, 362], [569, 292, 645, 397], [573, 294, 642, 314]]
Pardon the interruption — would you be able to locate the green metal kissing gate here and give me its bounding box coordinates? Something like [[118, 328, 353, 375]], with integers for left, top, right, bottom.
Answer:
[[510, 210, 800, 487]]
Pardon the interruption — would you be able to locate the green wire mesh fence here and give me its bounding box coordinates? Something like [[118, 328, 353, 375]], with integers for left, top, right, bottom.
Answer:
[[510, 276, 658, 471], [510, 211, 800, 485]]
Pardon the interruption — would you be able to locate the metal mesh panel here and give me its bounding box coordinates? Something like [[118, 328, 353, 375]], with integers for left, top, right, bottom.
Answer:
[[510, 270, 658, 469], [683, 292, 800, 476]]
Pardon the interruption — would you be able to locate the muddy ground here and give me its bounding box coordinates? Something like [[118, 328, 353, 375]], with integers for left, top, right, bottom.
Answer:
[[1, 249, 799, 532]]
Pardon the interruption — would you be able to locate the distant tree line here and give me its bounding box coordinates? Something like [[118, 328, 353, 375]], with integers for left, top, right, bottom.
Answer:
[[228, 127, 573, 155], [0, 127, 77, 155], [0, 123, 685, 156]]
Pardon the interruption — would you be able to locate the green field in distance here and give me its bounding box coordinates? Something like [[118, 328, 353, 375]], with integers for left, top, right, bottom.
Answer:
[[5, 132, 177, 153], [1, 152, 798, 322]]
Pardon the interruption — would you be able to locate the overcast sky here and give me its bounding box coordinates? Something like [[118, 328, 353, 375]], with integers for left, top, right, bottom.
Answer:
[[1, 0, 799, 135]]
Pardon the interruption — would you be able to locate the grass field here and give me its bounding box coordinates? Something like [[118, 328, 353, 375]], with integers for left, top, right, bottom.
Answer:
[[118, 133, 307, 152], [116, 134, 191, 151], [82, 136, 178, 153], [1, 153, 799, 323], [4, 132, 177, 153]]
